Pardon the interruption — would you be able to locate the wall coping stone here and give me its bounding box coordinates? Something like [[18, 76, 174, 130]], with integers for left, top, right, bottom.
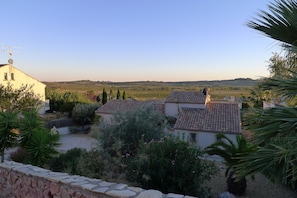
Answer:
[[0, 160, 198, 198]]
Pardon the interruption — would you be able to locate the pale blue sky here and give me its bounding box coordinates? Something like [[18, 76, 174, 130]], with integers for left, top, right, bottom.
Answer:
[[0, 0, 281, 82]]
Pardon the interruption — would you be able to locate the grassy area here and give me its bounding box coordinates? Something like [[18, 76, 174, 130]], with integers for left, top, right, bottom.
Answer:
[[44, 80, 254, 100]]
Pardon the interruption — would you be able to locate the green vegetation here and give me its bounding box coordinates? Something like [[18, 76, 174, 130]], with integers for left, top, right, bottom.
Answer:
[[97, 105, 165, 157], [0, 83, 41, 112], [44, 79, 256, 101], [72, 103, 100, 130], [0, 111, 19, 162], [102, 88, 107, 104], [239, 0, 297, 189], [205, 133, 256, 195], [127, 136, 217, 197], [46, 89, 92, 115]]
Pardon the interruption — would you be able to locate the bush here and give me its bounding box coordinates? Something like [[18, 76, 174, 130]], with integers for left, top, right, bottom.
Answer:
[[76, 149, 104, 179], [97, 104, 165, 158], [50, 148, 105, 179], [72, 103, 100, 130], [126, 136, 218, 197], [50, 148, 85, 174]]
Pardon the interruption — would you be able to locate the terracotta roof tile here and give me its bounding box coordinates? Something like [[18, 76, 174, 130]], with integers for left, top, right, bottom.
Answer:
[[165, 91, 207, 104], [95, 100, 164, 114], [174, 101, 241, 134]]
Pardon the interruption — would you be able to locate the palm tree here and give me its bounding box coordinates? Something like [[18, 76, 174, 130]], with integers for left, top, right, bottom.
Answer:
[[0, 111, 19, 162], [241, 0, 297, 188], [247, 0, 297, 52], [205, 133, 256, 195]]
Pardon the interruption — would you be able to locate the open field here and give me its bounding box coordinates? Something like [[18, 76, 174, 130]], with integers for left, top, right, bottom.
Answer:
[[44, 78, 258, 100]]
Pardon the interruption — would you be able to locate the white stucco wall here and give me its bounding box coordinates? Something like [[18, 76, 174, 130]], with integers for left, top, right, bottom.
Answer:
[[174, 129, 238, 149], [0, 64, 48, 113], [165, 103, 206, 117]]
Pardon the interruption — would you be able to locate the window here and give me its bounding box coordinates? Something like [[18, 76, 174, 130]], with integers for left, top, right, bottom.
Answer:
[[190, 133, 197, 143], [11, 73, 14, 80], [4, 73, 8, 80]]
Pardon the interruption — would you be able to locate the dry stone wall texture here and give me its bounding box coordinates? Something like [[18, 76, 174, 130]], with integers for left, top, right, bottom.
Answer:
[[0, 161, 196, 198]]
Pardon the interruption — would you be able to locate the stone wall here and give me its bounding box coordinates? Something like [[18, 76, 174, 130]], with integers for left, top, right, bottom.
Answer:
[[0, 161, 196, 198]]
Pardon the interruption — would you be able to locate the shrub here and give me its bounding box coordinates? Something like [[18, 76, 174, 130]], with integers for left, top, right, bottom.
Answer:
[[97, 104, 165, 158], [50, 148, 85, 173], [126, 136, 218, 197], [72, 103, 100, 130]]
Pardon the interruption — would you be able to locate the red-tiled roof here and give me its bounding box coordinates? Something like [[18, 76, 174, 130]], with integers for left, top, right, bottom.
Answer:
[[95, 100, 164, 114], [165, 91, 207, 104], [174, 101, 241, 134]]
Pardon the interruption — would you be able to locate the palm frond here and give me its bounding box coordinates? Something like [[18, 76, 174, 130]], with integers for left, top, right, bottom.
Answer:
[[247, 0, 297, 49]]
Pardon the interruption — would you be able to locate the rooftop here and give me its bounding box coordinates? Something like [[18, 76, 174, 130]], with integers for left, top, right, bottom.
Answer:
[[174, 101, 241, 134], [95, 99, 164, 114], [165, 91, 207, 104]]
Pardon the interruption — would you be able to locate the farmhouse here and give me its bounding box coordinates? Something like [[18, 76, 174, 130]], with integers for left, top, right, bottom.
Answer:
[[0, 64, 49, 114], [96, 88, 242, 148]]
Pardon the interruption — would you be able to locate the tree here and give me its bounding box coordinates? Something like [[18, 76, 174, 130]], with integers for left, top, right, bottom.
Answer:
[[116, 88, 121, 99], [205, 133, 256, 195], [127, 136, 218, 197], [19, 109, 44, 147], [122, 90, 127, 100], [102, 88, 107, 105], [0, 111, 19, 162], [72, 103, 100, 130], [240, 0, 297, 188], [97, 104, 165, 157], [0, 83, 41, 112], [11, 110, 60, 166], [24, 128, 59, 166], [109, 89, 114, 100]]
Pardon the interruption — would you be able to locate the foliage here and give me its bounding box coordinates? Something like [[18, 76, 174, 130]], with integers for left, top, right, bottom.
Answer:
[[240, 0, 297, 188], [19, 109, 44, 147], [242, 105, 297, 187], [102, 88, 107, 104], [72, 103, 100, 128], [24, 128, 60, 166], [50, 148, 105, 178], [122, 90, 127, 100], [0, 111, 19, 162], [248, 85, 269, 108], [46, 89, 91, 114], [76, 149, 105, 178], [97, 104, 165, 157], [267, 52, 297, 78], [0, 83, 41, 112], [116, 88, 121, 99], [109, 89, 114, 100], [50, 148, 85, 174], [205, 133, 256, 177], [126, 136, 218, 197], [205, 133, 256, 195], [247, 0, 297, 51]]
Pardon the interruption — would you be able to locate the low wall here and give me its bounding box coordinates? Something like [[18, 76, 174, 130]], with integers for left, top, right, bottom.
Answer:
[[0, 161, 196, 198]]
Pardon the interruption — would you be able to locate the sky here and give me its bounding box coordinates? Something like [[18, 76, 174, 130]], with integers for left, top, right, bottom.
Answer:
[[0, 0, 282, 82]]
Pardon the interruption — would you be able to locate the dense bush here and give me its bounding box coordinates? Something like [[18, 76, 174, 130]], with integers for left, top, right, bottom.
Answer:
[[97, 104, 165, 158], [50, 148, 104, 178], [126, 136, 218, 197], [50, 148, 85, 174], [72, 103, 100, 129], [46, 90, 92, 115]]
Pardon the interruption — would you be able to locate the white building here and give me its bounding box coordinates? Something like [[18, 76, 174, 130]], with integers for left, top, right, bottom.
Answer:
[[0, 64, 49, 114], [96, 89, 242, 149]]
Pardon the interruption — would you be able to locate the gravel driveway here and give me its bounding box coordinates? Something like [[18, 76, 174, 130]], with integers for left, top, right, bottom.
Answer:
[[56, 127, 98, 152]]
